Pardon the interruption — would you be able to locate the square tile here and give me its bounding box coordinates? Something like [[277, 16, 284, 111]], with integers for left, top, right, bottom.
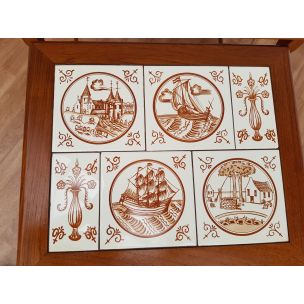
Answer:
[[144, 66, 235, 151], [193, 150, 288, 246], [229, 67, 279, 149], [52, 65, 145, 152], [49, 153, 100, 252], [99, 151, 197, 249]]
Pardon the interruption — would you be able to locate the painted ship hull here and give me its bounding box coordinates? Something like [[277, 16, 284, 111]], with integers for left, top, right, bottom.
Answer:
[[177, 106, 210, 121], [120, 197, 172, 217]]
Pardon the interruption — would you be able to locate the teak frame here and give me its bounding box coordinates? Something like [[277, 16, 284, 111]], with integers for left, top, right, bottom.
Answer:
[[17, 42, 304, 265]]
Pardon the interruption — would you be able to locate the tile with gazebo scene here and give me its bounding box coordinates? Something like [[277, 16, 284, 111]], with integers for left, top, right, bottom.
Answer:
[[52, 65, 145, 152], [192, 149, 288, 246], [230, 66, 279, 149], [49, 153, 100, 252], [99, 151, 197, 250], [144, 66, 235, 151]]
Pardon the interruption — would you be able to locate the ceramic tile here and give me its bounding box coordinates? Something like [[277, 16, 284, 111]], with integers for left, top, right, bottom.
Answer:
[[144, 66, 235, 151], [229, 67, 278, 149], [49, 153, 100, 252], [52, 65, 145, 152], [99, 151, 197, 249], [193, 150, 288, 246]]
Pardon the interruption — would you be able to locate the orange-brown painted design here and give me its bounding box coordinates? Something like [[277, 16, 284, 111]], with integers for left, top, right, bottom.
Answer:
[[232, 73, 243, 86], [149, 71, 163, 85], [151, 130, 166, 145], [59, 69, 74, 84], [56, 159, 96, 241], [172, 154, 186, 170], [52, 226, 66, 244], [84, 226, 97, 243], [153, 73, 224, 143], [235, 73, 270, 141], [214, 129, 230, 144], [55, 160, 67, 175], [123, 69, 139, 84], [106, 156, 121, 173], [258, 73, 269, 87], [209, 70, 224, 84], [57, 132, 74, 147], [125, 131, 141, 146], [61, 72, 136, 144], [261, 156, 276, 171], [237, 129, 249, 144], [105, 225, 124, 245], [203, 223, 220, 239], [198, 156, 214, 174], [110, 159, 185, 238], [175, 225, 190, 241], [265, 129, 276, 143], [85, 159, 98, 175], [266, 222, 283, 237], [203, 158, 276, 236]]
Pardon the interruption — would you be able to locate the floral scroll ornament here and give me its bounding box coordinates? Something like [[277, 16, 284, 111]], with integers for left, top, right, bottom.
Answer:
[[232, 73, 243, 86], [175, 225, 191, 241], [203, 223, 220, 239], [172, 154, 186, 170], [105, 225, 124, 245], [125, 131, 141, 146], [236, 73, 270, 141], [149, 71, 163, 85], [214, 129, 230, 144], [106, 156, 120, 173], [55, 160, 67, 175], [56, 159, 96, 241], [52, 226, 66, 244], [59, 69, 74, 84], [265, 129, 276, 143], [151, 130, 166, 145], [237, 129, 249, 144], [267, 222, 283, 237], [198, 157, 214, 174], [57, 132, 74, 148], [122, 69, 139, 84], [84, 226, 97, 243], [261, 156, 276, 171], [209, 70, 224, 84], [85, 159, 98, 175]]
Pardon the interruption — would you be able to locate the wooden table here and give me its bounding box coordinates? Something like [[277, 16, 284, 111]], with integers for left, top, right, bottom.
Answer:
[[17, 42, 304, 265]]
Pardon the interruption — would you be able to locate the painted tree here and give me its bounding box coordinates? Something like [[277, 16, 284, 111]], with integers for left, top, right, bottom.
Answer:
[[218, 160, 256, 202]]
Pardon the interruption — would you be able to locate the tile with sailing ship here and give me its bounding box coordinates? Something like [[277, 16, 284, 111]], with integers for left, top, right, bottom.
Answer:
[[52, 65, 145, 152], [230, 67, 279, 149], [144, 66, 235, 151], [192, 150, 288, 246], [49, 153, 100, 252], [99, 151, 197, 249]]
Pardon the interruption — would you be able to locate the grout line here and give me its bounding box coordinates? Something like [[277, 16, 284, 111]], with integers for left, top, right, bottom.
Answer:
[[98, 152, 101, 251], [142, 66, 147, 152], [228, 66, 237, 150]]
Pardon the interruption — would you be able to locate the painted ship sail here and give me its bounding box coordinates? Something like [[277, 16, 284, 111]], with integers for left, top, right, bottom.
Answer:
[[118, 163, 179, 216], [171, 79, 211, 121]]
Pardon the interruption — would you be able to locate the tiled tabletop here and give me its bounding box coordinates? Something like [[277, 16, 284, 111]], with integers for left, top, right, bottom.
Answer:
[[49, 65, 287, 252]]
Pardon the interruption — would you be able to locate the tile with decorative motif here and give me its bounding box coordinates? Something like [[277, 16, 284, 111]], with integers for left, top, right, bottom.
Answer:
[[52, 65, 145, 152], [229, 67, 278, 149], [192, 150, 288, 246], [49, 153, 100, 252], [144, 66, 235, 151], [99, 151, 197, 249]]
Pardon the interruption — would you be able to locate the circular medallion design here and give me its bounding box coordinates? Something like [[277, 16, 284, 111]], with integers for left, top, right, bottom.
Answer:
[[153, 73, 224, 142], [61, 72, 137, 144], [110, 159, 185, 238], [203, 158, 276, 236]]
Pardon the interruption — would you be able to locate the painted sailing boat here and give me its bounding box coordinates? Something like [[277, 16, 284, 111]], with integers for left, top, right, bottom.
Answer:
[[118, 163, 179, 216], [171, 78, 211, 121]]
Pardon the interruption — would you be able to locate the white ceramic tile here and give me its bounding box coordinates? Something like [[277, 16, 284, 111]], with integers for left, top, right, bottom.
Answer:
[[144, 66, 235, 151], [230, 67, 278, 149], [52, 65, 145, 152], [49, 153, 100, 252], [193, 150, 288, 246], [99, 151, 197, 249]]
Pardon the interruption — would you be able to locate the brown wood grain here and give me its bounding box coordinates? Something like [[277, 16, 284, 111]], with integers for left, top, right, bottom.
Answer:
[[17, 42, 304, 265]]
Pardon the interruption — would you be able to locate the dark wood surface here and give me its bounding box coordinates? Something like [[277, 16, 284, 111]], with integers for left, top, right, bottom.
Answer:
[[17, 42, 304, 265]]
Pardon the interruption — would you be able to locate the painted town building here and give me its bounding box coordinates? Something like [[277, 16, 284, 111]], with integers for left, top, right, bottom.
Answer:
[[245, 177, 273, 204]]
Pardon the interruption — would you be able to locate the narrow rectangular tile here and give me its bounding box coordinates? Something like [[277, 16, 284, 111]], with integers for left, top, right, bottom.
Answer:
[[193, 150, 288, 246], [49, 153, 100, 252], [99, 151, 197, 249]]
